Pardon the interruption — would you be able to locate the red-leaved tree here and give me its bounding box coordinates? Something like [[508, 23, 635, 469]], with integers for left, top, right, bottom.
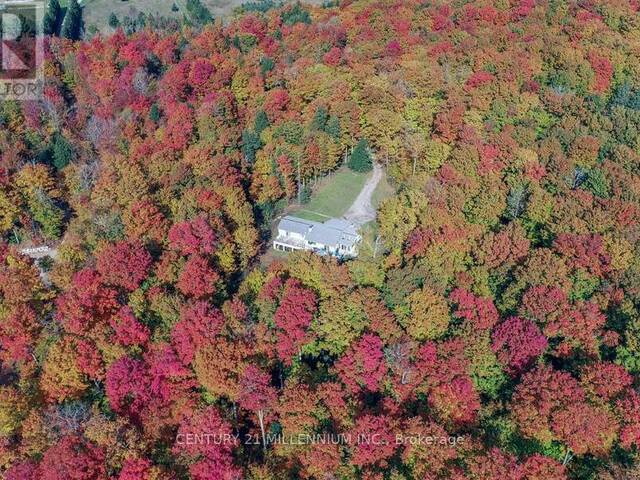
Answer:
[[492, 316, 547, 376], [237, 365, 277, 452], [37, 435, 106, 480], [273, 279, 317, 365], [168, 216, 217, 255], [172, 300, 224, 364], [335, 333, 387, 395], [96, 240, 152, 291]]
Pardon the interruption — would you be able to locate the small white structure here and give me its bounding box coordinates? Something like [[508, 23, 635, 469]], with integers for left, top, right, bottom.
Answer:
[[273, 215, 361, 258]]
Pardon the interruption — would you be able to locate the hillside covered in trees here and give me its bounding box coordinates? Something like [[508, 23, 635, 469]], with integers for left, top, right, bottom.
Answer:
[[1, 0, 640, 478]]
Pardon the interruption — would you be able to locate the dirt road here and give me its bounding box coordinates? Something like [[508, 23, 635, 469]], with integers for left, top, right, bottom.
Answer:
[[343, 163, 383, 227]]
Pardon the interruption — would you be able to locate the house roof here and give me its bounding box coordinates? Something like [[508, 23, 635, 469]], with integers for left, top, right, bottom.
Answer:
[[307, 224, 343, 246], [323, 218, 359, 236], [277, 215, 360, 248], [278, 216, 318, 236]]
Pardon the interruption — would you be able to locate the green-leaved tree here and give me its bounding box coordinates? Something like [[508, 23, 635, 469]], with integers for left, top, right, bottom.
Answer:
[[348, 139, 373, 172], [43, 0, 61, 35], [60, 0, 82, 40]]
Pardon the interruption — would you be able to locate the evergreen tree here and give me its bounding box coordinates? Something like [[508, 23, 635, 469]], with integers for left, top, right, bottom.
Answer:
[[185, 0, 213, 25], [60, 0, 82, 40], [281, 3, 311, 26], [108, 13, 120, 29], [254, 110, 269, 135], [43, 0, 61, 35], [325, 115, 341, 140], [149, 104, 161, 123], [348, 139, 373, 172], [242, 130, 261, 164], [311, 106, 328, 131], [51, 133, 74, 171], [300, 184, 312, 204], [584, 168, 610, 198], [259, 57, 275, 75]]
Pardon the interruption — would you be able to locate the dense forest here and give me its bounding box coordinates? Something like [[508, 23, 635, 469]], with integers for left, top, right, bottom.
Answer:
[[1, 0, 640, 478]]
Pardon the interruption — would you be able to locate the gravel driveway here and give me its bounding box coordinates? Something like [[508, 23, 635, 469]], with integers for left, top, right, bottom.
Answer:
[[343, 163, 383, 227]]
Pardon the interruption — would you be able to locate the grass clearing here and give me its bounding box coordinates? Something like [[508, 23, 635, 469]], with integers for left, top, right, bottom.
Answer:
[[82, 0, 188, 32], [81, 0, 323, 35], [291, 167, 369, 220], [293, 210, 330, 222]]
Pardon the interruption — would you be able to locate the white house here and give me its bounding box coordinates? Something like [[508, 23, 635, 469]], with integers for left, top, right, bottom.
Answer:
[[273, 215, 361, 258]]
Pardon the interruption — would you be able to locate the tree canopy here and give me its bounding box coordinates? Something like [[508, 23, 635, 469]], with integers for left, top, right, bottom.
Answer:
[[1, 0, 640, 478]]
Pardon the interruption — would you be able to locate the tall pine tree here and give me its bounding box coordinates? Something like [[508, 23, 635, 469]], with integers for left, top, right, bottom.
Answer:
[[348, 139, 373, 172], [60, 0, 82, 40], [43, 0, 61, 35]]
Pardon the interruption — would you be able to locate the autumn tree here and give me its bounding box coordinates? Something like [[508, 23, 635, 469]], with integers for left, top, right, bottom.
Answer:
[[402, 286, 450, 340], [96, 241, 152, 291], [173, 406, 239, 477], [237, 365, 277, 452], [171, 300, 224, 364], [492, 317, 547, 376], [273, 279, 317, 365], [37, 435, 106, 480], [335, 333, 387, 395]]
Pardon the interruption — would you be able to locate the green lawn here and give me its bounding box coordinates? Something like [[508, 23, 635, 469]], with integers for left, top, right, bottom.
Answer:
[[292, 168, 369, 221]]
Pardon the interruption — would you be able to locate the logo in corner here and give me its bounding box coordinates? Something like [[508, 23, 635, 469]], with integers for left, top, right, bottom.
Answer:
[[0, 0, 44, 100]]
